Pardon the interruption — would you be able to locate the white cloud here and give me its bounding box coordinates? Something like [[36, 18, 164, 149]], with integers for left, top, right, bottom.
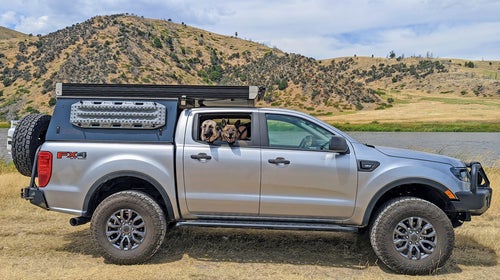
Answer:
[[0, 11, 18, 27], [16, 15, 49, 35], [0, 0, 499, 60]]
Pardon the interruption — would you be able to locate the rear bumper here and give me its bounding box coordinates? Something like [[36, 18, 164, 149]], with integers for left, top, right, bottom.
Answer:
[[21, 187, 49, 210]]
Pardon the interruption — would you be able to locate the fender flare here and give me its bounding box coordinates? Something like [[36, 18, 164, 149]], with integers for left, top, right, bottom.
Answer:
[[361, 177, 451, 226], [82, 171, 175, 220]]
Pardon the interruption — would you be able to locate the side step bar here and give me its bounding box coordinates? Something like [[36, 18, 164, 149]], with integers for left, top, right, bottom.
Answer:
[[176, 220, 359, 233]]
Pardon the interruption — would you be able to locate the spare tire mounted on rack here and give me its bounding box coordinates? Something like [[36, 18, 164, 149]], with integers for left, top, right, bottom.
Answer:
[[11, 114, 51, 177]]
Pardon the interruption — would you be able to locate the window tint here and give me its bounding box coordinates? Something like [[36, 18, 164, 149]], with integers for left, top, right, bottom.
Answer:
[[266, 114, 333, 150]]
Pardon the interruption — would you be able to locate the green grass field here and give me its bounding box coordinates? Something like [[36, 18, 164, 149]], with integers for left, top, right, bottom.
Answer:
[[330, 121, 500, 132]]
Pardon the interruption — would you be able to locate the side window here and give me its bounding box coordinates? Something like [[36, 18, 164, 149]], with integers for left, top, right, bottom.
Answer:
[[266, 114, 333, 150], [195, 113, 252, 145]]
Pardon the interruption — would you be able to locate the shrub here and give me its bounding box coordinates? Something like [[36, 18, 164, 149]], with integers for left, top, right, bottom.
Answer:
[[3, 77, 13, 87], [42, 80, 53, 94], [278, 80, 288, 90], [25, 106, 40, 114], [208, 66, 222, 81], [153, 37, 162, 48]]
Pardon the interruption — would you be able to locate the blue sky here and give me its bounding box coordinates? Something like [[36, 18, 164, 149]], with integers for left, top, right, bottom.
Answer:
[[1, 0, 499, 60]]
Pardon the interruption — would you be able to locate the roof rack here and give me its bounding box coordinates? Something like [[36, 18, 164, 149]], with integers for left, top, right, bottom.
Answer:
[[56, 83, 265, 107]]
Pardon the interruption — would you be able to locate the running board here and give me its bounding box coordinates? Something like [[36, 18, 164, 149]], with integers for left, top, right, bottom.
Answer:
[[175, 220, 359, 232]]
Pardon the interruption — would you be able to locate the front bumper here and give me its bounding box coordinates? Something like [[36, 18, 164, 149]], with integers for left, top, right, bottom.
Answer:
[[453, 189, 491, 215], [452, 162, 492, 215], [21, 187, 49, 210]]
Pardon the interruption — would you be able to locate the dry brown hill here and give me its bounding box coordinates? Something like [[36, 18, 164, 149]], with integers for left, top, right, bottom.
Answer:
[[0, 26, 28, 40], [0, 14, 499, 123]]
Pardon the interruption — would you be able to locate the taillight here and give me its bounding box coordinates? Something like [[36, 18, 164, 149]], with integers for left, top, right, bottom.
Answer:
[[37, 151, 53, 187]]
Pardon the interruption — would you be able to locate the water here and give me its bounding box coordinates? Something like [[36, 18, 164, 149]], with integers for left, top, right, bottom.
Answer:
[[348, 132, 500, 167]]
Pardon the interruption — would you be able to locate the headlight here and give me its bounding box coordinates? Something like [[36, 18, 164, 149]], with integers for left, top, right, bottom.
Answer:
[[450, 167, 470, 182]]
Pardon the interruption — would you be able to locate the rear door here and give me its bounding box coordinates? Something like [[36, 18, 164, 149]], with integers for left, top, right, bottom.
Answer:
[[181, 111, 261, 215], [259, 112, 358, 219]]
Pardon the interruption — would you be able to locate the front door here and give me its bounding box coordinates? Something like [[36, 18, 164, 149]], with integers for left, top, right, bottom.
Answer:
[[259, 113, 358, 219]]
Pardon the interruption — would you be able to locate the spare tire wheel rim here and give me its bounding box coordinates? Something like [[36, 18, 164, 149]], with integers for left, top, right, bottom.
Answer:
[[393, 216, 437, 260], [106, 209, 146, 250]]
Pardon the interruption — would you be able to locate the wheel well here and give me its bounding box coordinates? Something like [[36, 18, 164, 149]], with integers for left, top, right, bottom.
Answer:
[[365, 183, 453, 227], [86, 176, 171, 220]]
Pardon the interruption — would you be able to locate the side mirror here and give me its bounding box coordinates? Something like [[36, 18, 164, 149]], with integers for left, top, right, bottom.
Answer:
[[329, 135, 349, 154]]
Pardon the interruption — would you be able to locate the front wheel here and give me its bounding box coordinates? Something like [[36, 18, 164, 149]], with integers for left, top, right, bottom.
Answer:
[[370, 197, 454, 274], [90, 191, 167, 264]]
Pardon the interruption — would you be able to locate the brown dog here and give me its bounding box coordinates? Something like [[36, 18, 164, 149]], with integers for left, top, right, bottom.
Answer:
[[200, 119, 220, 143], [221, 119, 240, 144]]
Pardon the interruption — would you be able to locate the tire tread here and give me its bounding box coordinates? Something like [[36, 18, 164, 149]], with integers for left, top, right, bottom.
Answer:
[[369, 197, 454, 274], [12, 114, 51, 176], [90, 190, 167, 265]]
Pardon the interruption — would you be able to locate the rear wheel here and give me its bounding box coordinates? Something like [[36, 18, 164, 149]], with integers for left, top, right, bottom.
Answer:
[[12, 114, 51, 176], [370, 197, 454, 274], [91, 191, 167, 264]]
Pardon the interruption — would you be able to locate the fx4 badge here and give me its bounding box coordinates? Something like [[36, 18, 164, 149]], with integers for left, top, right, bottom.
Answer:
[[56, 151, 87, 160]]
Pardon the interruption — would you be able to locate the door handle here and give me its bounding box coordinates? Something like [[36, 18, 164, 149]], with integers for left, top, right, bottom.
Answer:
[[268, 157, 290, 165], [191, 153, 212, 160]]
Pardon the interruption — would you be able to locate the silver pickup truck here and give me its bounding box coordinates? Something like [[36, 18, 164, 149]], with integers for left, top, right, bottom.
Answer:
[[15, 83, 491, 274]]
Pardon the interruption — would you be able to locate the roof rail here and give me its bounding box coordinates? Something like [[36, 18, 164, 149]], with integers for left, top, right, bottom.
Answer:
[[55, 83, 265, 107]]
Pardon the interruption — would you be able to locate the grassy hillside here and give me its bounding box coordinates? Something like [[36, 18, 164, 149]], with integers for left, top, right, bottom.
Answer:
[[324, 57, 500, 130], [0, 14, 499, 130], [0, 26, 28, 40]]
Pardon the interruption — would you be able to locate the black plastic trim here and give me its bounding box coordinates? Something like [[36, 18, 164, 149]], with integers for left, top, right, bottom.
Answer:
[[358, 160, 380, 172], [361, 178, 451, 226], [59, 83, 256, 99], [467, 162, 490, 194], [176, 219, 359, 232], [83, 171, 174, 220], [21, 187, 49, 210], [452, 188, 492, 215]]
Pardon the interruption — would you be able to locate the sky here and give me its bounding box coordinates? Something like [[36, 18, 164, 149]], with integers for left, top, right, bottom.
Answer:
[[1, 0, 499, 60]]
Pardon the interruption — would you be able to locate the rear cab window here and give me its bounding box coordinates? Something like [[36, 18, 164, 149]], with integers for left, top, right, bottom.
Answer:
[[193, 112, 254, 146]]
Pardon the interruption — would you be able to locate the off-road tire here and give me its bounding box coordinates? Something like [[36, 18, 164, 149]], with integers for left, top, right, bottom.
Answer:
[[370, 197, 454, 275], [91, 191, 167, 265], [12, 114, 51, 176]]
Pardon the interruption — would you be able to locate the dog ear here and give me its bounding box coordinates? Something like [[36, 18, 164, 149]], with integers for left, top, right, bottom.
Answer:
[[234, 120, 241, 128], [221, 119, 227, 127]]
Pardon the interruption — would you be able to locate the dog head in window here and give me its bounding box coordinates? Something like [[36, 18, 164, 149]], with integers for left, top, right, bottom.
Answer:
[[200, 119, 220, 143], [221, 119, 240, 144]]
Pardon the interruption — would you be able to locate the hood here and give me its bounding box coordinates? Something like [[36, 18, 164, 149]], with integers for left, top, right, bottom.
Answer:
[[375, 146, 463, 166]]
